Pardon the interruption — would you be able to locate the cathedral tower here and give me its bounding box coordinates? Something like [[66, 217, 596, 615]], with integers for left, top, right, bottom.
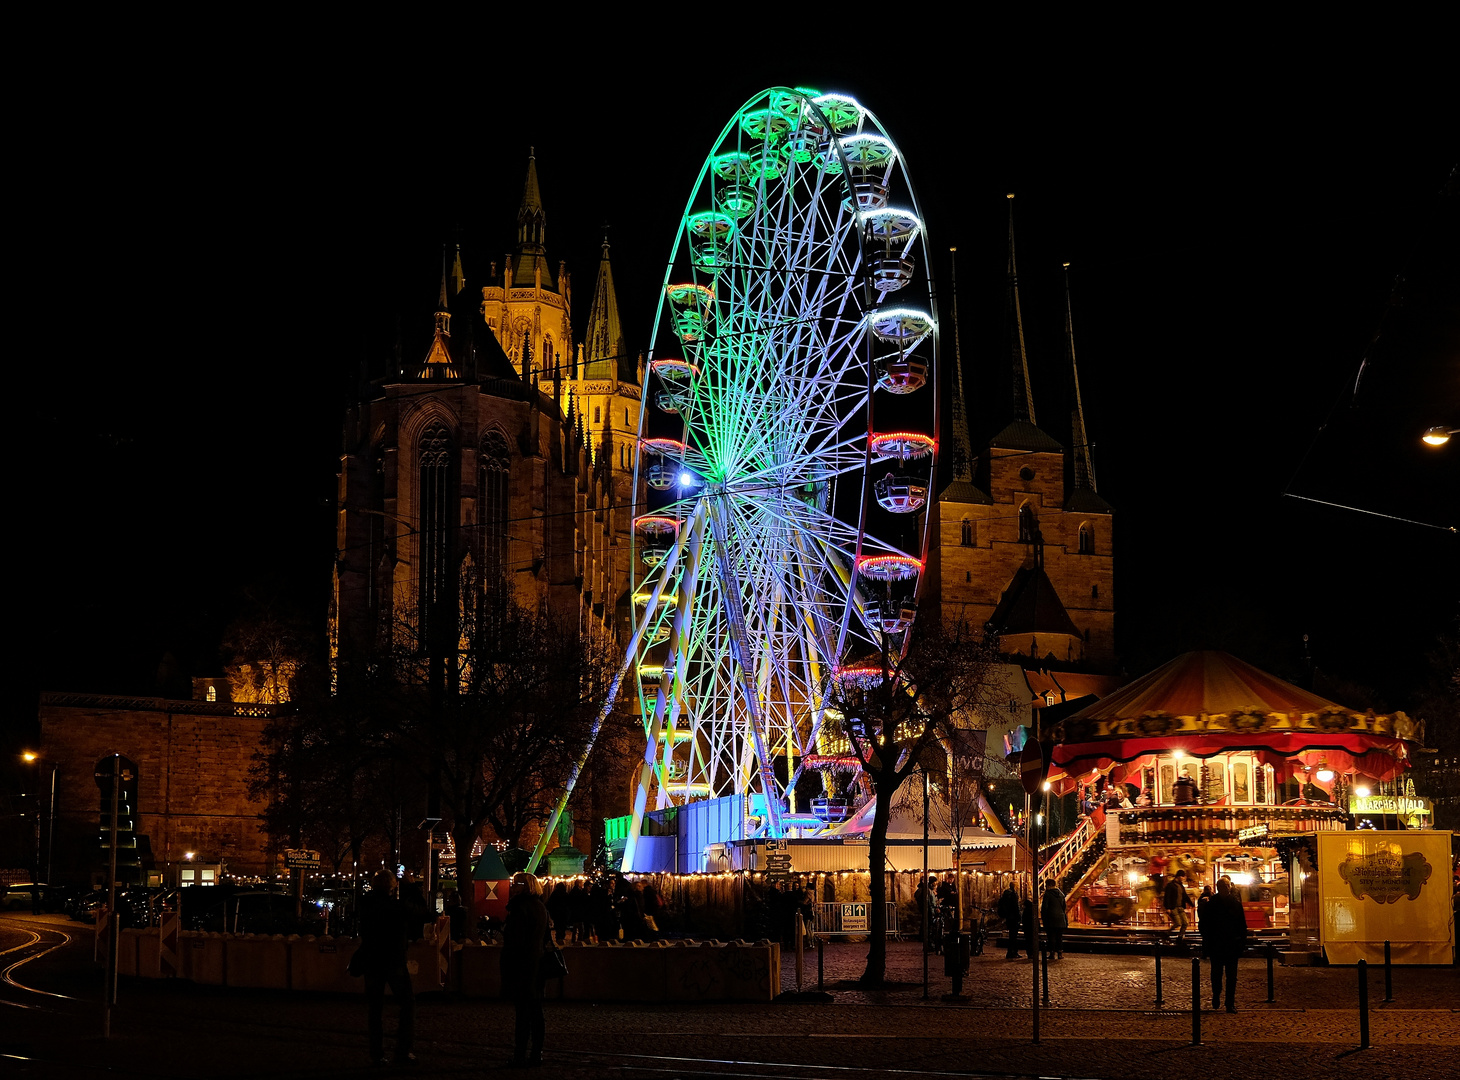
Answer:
[[927, 196, 1115, 669]]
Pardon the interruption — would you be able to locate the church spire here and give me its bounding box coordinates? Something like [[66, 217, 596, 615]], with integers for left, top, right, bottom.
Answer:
[[1006, 194, 1035, 425], [1065, 262, 1097, 492], [948, 246, 974, 482], [517, 148, 545, 251], [450, 242, 466, 298], [584, 235, 629, 381], [417, 257, 460, 382]]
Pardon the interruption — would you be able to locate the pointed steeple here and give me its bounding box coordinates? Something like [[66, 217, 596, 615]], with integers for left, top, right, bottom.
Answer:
[[512, 148, 555, 290], [450, 243, 466, 297], [417, 262, 460, 382], [1063, 262, 1112, 512], [1006, 194, 1035, 425], [518, 148, 545, 250], [583, 236, 629, 381], [948, 246, 974, 483], [1065, 263, 1095, 492]]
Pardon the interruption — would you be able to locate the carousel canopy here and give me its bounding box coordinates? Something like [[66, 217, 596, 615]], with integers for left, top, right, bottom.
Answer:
[[1048, 650, 1422, 784]]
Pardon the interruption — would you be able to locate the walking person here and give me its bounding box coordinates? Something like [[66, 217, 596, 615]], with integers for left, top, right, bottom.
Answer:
[[566, 880, 589, 944], [1206, 877, 1248, 1012], [1040, 884, 1068, 960], [358, 869, 425, 1067], [501, 872, 551, 1068], [1163, 870, 1192, 941], [998, 883, 1023, 959], [1021, 894, 1038, 961]]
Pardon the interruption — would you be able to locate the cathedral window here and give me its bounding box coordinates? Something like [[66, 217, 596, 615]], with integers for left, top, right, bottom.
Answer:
[[480, 429, 511, 577], [1078, 522, 1094, 555], [418, 421, 455, 643], [593, 406, 601, 425], [543, 337, 554, 375], [960, 517, 974, 546], [1018, 503, 1036, 543]]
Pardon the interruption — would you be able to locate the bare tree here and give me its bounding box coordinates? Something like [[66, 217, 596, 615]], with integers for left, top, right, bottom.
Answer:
[[827, 618, 1003, 986]]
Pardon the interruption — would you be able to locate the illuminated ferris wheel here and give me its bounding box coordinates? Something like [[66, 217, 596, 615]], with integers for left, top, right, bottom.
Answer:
[[621, 87, 939, 867]]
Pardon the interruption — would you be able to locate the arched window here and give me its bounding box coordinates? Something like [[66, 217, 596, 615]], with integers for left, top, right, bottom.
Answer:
[[418, 421, 455, 640], [543, 337, 554, 376], [1018, 503, 1037, 543], [593, 406, 601, 425], [1078, 522, 1094, 555], [960, 517, 974, 547], [479, 429, 511, 576]]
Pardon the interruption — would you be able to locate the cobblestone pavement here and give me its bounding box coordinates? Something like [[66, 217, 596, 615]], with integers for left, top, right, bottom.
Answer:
[[4, 916, 1457, 1080]]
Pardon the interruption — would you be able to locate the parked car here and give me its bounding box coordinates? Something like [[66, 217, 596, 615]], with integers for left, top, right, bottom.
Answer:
[[65, 887, 156, 928], [0, 883, 69, 913], [184, 889, 321, 935]]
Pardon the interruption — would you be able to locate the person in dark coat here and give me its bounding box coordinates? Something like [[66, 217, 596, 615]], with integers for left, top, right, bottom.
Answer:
[[1196, 884, 1214, 953], [613, 875, 647, 941], [1206, 877, 1248, 1012], [998, 884, 1022, 959], [566, 881, 589, 944], [544, 882, 570, 945], [588, 880, 616, 943], [358, 869, 425, 1067], [641, 883, 663, 934], [1040, 885, 1068, 960], [398, 870, 429, 941], [501, 872, 551, 1068]]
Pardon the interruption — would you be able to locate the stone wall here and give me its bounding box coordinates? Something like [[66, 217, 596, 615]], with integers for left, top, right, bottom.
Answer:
[[39, 694, 280, 882]]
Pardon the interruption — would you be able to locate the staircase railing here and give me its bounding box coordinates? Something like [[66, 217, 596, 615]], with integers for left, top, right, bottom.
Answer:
[[1038, 813, 1096, 890]]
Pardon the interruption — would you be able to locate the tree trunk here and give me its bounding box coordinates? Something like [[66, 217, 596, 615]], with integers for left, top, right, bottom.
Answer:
[[860, 781, 894, 985]]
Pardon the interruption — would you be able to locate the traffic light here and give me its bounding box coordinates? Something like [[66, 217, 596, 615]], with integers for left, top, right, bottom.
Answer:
[[95, 755, 142, 885]]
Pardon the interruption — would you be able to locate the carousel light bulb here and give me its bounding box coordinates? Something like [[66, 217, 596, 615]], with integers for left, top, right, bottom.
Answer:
[[1355, 786, 1371, 798], [1172, 749, 1185, 760], [1315, 765, 1334, 782]]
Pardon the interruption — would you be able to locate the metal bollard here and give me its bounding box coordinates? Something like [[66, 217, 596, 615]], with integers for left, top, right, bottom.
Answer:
[[1155, 947, 1163, 1005], [1266, 946, 1275, 1003], [817, 937, 824, 992], [1190, 957, 1201, 1045], [1042, 947, 1050, 1006], [1383, 940, 1393, 1002], [1358, 959, 1370, 1049]]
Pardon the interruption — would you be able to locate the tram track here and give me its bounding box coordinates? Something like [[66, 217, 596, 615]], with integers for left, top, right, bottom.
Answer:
[[0, 917, 85, 1008]]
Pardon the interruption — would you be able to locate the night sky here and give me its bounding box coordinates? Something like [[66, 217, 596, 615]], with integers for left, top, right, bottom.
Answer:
[[14, 49, 1457, 750]]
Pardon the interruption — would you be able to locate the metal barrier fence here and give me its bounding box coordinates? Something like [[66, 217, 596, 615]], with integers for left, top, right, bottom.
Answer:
[[814, 902, 900, 937]]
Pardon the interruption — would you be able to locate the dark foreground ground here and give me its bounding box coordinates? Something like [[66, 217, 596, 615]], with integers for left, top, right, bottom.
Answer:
[[3, 914, 1456, 1080]]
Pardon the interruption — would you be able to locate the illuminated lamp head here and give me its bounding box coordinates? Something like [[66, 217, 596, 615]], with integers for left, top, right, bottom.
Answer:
[[1421, 425, 1455, 446], [1315, 762, 1334, 783]]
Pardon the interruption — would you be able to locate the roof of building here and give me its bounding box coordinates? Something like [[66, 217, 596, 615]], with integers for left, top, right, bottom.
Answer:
[[583, 240, 634, 382], [1065, 487, 1114, 514], [937, 479, 993, 505], [988, 563, 1081, 639], [989, 419, 1064, 453]]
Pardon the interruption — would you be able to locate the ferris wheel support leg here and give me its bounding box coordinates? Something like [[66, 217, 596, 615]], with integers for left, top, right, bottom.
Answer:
[[625, 507, 707, 869], [527, 504, 701, 875], [706, 499, 785, 839]]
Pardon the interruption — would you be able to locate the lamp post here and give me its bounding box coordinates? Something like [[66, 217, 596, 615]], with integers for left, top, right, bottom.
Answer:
[[22, 753, 56, 888]]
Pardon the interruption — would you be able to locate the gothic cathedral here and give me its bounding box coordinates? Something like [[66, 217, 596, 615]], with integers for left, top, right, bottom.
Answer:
[[330, 153, 643, 672]]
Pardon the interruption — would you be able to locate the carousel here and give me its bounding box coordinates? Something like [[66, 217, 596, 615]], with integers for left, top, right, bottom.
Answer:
[[1036, 651, 1426, 932]]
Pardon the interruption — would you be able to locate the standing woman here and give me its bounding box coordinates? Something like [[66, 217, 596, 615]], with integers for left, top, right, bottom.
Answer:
[[1040, 884, 1068, 960], [502, 872, 550, 1068]]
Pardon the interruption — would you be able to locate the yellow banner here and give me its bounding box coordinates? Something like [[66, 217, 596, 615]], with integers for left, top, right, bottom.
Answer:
[[1317, 832, 1454, 965]]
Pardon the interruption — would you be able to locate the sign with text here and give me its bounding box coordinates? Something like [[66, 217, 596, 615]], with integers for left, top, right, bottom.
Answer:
[[1317, 832, 1454, 966], [841, 903, 868, 931], [1237, 824, 1270, 843], [1350, 795, 1431, 817], [284, 849, 321, 869]]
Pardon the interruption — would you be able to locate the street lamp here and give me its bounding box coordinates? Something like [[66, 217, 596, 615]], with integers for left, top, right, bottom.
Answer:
[[21, 752, 56, 889], [1421, 426, 1456, 447]]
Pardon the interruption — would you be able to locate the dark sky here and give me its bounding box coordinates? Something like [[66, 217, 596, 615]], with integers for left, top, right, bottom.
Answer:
[[14, 45, 1457, 743]]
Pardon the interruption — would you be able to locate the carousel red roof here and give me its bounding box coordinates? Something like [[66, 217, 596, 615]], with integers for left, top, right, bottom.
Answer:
[[1048, 650, 1422, 783]]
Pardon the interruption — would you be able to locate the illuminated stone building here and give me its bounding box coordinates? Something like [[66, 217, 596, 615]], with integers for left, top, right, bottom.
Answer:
[[330, 153, 642, 668], [927, 200, 1115, 670]]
